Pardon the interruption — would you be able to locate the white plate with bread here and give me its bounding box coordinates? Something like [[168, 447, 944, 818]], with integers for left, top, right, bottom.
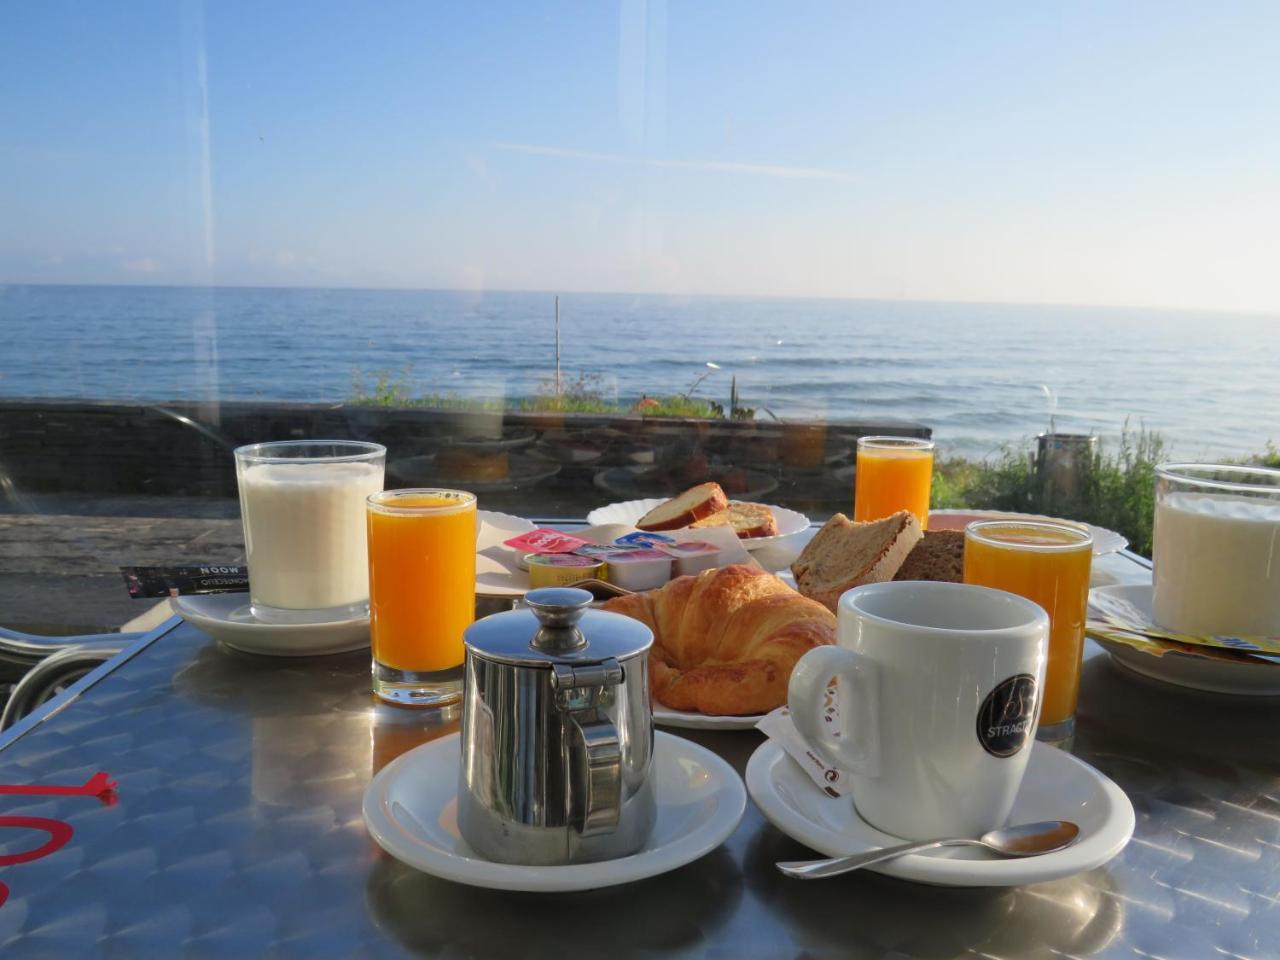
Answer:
[[928, 510, 1127, 556], [651, 704, 765, 731], [587, 482, 810, 551]]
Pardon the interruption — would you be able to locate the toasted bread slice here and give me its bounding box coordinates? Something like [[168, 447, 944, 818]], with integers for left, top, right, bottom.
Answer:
[[689, 501, 779, 539], [893, 529, 965, 582], [791, 510, 923, 612], [636, 482, 729, 531]]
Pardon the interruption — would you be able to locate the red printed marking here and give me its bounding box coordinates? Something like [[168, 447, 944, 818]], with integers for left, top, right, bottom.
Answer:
[[0, 772, 117, 908], [0, 817, 73, 866], [0, 772, 117, 805]]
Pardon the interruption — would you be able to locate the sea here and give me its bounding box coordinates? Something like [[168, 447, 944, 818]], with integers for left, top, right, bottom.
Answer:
[[1, 284, 1277, 460]]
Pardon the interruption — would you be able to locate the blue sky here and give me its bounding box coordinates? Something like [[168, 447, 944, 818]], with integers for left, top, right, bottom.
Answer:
[[2, 1, 1279, 311]]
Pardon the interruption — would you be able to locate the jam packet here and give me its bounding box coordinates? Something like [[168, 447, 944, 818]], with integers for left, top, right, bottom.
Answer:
[[503, 529, 591, 554]]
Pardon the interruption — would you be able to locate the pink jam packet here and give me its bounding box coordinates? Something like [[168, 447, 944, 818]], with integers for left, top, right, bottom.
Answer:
[[503, 529, 591, 554]]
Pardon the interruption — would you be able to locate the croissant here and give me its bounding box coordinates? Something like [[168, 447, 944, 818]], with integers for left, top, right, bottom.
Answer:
[[603, 564, 836, 716]]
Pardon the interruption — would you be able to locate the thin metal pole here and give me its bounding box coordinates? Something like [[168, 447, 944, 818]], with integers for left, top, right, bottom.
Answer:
[[555, 296, 561, 396]]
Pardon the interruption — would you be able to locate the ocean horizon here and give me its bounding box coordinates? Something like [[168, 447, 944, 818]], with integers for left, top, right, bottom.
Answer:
[[2, 283, 1276, 460]]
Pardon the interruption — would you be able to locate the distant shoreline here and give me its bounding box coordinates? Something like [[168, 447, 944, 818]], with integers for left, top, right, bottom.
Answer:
[[3, 281, 1278, 321]]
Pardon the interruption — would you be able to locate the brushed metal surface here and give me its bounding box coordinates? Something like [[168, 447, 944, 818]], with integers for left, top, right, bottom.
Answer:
[[0, 552, 1276, 958]]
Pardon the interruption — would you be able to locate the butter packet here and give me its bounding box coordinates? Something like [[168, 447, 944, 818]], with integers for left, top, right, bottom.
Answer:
[[755, 679, 848, 798], [614, 531, 677, 549]]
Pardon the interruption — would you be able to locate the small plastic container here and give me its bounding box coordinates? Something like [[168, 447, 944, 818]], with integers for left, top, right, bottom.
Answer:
[[574, 544, 634, 562], [659, 541, 721, 577], [605, 550, 674, 591], [525, 554, 605, 588], [615, 531, 678, 549]]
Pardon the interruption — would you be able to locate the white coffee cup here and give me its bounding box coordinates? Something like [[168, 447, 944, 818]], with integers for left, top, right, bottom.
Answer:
[[788, 581, 1049, 841]]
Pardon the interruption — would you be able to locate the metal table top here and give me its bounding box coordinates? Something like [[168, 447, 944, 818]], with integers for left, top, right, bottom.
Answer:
[[0, 552, 1276, 958]]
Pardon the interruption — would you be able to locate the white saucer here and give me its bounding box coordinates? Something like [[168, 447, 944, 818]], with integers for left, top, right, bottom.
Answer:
[[652, 704, 765, 731], [586, 499, 811, 552], [1094, 635, 1280, 696], [475, 510, 537, 597], [363, 731, 746, 892], [747, 740, 1133, 887], [1089, 584, 1280, 696], [172, 594, 370, 657]]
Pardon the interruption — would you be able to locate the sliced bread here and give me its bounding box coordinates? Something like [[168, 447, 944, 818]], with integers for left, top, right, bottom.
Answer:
[[791, 510, 923, 612], [636, 482, 730, 531], [689, 501, 779, 538], [893, 529, 965, 583]]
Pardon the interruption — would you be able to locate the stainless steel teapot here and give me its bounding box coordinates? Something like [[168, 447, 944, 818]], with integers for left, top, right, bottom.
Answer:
[[457, 587, 655, 865]]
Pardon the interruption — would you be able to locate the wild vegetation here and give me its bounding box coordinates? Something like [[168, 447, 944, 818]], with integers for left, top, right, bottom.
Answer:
[[932, 432, 1278, 557], [350, 367, 744, 418], [931, 426, 1168, 556]]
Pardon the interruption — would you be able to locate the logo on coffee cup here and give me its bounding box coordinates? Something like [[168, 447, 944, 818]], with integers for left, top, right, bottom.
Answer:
[[976, 674, 1038, 758]]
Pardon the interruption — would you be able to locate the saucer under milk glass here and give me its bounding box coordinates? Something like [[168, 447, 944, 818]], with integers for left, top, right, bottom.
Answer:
[[362, 731, 747, 892], [746, 740, 1134, 887], [172, 593, 370, 656]]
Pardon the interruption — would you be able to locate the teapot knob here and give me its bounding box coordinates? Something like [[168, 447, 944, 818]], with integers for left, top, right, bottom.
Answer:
[[526, 587, 593, 651]]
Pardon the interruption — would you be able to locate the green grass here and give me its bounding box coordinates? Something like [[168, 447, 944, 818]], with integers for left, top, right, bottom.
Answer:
[[1248, 443, 1280, 469], [349, 368, 721, 418], [932, 426, 1170, 556]]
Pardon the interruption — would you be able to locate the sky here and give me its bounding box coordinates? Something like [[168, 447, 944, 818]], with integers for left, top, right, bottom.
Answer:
[[2, 1, 1279, 312]]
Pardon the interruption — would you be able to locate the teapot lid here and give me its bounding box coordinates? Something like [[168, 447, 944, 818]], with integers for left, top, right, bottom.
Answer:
[[463, 587, 653, 667]]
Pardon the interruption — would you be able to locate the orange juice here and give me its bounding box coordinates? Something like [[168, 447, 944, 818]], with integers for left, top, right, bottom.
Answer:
[[963, 521, 1092, 734], [853, 437, 935, 529], [367, 490, 476, 674]]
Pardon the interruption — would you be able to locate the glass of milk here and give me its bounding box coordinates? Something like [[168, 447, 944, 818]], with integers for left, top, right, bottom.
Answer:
[[234, 440, 386, 624], [1152, 463, 1280, 637]]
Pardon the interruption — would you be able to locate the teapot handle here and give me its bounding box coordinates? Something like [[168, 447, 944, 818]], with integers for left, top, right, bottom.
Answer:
[[569, 712, 622, 837], [552, 658, 625, 837]]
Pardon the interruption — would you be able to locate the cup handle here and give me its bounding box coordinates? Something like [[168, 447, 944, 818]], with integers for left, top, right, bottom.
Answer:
[[787, 646, 880, 777]]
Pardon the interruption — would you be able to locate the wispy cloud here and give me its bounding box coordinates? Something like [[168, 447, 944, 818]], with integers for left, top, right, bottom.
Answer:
[[122, 257, 161, 274], [492, 142, 857, 182]]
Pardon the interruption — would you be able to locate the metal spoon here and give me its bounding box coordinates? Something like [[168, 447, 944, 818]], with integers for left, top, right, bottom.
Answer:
[[776, 819, 1080, 879]]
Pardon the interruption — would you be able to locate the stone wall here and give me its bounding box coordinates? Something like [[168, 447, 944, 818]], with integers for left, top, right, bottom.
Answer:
[[0, 398, 930, 517]]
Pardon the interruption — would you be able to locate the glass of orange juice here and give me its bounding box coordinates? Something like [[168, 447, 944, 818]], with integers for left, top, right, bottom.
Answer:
[[853, 436, 935, 529], [366, 488, 476, 707], [963, 519, 1092, 748]]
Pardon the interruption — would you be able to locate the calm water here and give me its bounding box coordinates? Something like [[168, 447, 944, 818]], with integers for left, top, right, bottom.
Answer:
[[1, 284, 1277, 459]]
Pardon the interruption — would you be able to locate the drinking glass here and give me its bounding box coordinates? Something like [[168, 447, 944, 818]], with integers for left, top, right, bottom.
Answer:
[[963, 519, 1092, 749], [234, 440, 386, 624], [366, 489, 476, 707], [1153, 463, 1280, 637], [853, 436, 935, 529]]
